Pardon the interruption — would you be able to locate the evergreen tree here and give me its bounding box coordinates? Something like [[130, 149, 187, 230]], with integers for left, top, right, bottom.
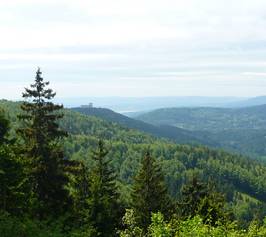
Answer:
[[87, 140, 120, 236], [0, 111, 9, 144], [180, 176, 208, 218], [131, 151, 172, 230], [180, 176, 228, 225], [17, 68, 70, 218], [0, 110, 25, 214], [69, 161, 91, 225]]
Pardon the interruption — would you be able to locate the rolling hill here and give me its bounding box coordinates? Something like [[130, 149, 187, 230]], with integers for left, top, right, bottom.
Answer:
[[71, 107, 216, 146], [3, 99, 265, 158], [228, 96, 266, 108], [135, 105, 266, 158], [56, 96, 266, 112], [136, 105, 266, 131], [0, 100, 266, 192], [2, 99, 266, 222]]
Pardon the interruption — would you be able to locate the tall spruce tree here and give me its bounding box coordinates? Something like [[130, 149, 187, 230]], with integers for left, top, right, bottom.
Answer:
[[17, 68, 70, 218], [87, 140, 120, 237], [131, 151, 172, 230]]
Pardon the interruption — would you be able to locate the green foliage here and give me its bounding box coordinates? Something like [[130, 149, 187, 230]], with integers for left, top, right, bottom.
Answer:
[[180, 177, 209, 218], [148, 213, 172, 237], [118, 209, 144, 237], [0, 211, 66, 237], [180, 177, 229, 225], [136, 106, 266, 158], [0, 145, 26, 214], [120, 212, 266, 237], [0, 110, 26, 214], [0, 110, 10, 144], [72, 107, 205, 145], [1, 99, 266, 222], [131, 151, 172, 230], [16, 69, 71, 218], [136, 106, 266, 132], [2, 73, 266, 235], [67, 161, 91, 227], [87, 140, 121, 236]]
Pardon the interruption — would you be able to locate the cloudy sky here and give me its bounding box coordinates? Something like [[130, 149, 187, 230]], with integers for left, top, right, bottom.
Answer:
[[1, 0, 266, 99]]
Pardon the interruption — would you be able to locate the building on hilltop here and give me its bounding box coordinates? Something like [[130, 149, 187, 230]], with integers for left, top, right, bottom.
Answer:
[[81, 102, 93, 108]]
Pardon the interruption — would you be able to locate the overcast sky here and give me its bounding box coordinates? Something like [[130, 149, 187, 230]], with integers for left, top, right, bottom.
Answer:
[[1, 0, 266, 99]]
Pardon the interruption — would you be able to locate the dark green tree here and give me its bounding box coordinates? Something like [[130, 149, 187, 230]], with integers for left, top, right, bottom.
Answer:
[[87, 140, 121, 236], [17, 68, 70, 218], [180, 176, 208, 218], [131, 151, 172, 230], [0, 111, 9, 144], [69, 161, 91, 224], [0, 110, 25, 214], [66, 160, 97, 236], [180, 176, 228, 225]]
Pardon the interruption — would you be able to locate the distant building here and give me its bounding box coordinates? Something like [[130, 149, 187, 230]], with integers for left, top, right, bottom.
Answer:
[[81, 103, 93, 108]]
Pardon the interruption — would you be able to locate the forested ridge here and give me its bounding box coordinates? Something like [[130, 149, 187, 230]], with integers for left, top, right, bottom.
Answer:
[[136, 106, 266, 131], [136, 107, 266, 158], [71, 107, 210, 145], [1, 70, 266, 236]]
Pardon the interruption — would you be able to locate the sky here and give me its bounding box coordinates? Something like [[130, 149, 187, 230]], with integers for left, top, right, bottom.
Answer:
[[1, 0, 266, 99]]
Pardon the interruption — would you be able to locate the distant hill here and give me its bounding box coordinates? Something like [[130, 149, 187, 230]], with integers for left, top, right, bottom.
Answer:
[[2, 100, 266, 158], [135, 105, 266, 158], [56, 96, 244, 111], [71, 107, 215, 146], [227, 96, 266, 108], [136, 104, 266, 131], [56, 96, 266, 113]]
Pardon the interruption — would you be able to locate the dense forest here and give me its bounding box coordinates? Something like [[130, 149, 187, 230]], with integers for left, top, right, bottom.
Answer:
[[1, 70, 266, 236]]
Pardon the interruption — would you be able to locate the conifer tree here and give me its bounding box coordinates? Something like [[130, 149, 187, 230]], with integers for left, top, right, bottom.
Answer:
[[0, 111, 9, 144], [17, 68, 70, 218], [69, 161, 91, 225], [180, 176, 228, 225], [131, 151, 172, 230], [0, 110, 25, 214], [87, 140, 120, 236], [180, 176, 208, 218]]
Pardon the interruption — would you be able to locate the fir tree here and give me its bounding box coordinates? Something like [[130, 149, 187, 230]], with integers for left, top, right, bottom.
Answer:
[[131, 151, 172, 230], [87, 140, 120, 236], [17, 68, 70, 218]]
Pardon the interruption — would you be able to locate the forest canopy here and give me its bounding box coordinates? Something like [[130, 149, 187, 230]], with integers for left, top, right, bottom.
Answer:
[[1, 70, 266, 236]]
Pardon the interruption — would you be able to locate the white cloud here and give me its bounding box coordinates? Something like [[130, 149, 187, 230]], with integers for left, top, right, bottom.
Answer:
[[1, 0, 266, 50], [1, 0, 266, 97]]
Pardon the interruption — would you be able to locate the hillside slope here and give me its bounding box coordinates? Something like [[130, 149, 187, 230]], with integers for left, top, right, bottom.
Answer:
[[228, 96, 266, 108], [136, 105, 266, 131], [71, 107, 217, 146], [135, 105, 266, 158], [1, 99, 266, 207]]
